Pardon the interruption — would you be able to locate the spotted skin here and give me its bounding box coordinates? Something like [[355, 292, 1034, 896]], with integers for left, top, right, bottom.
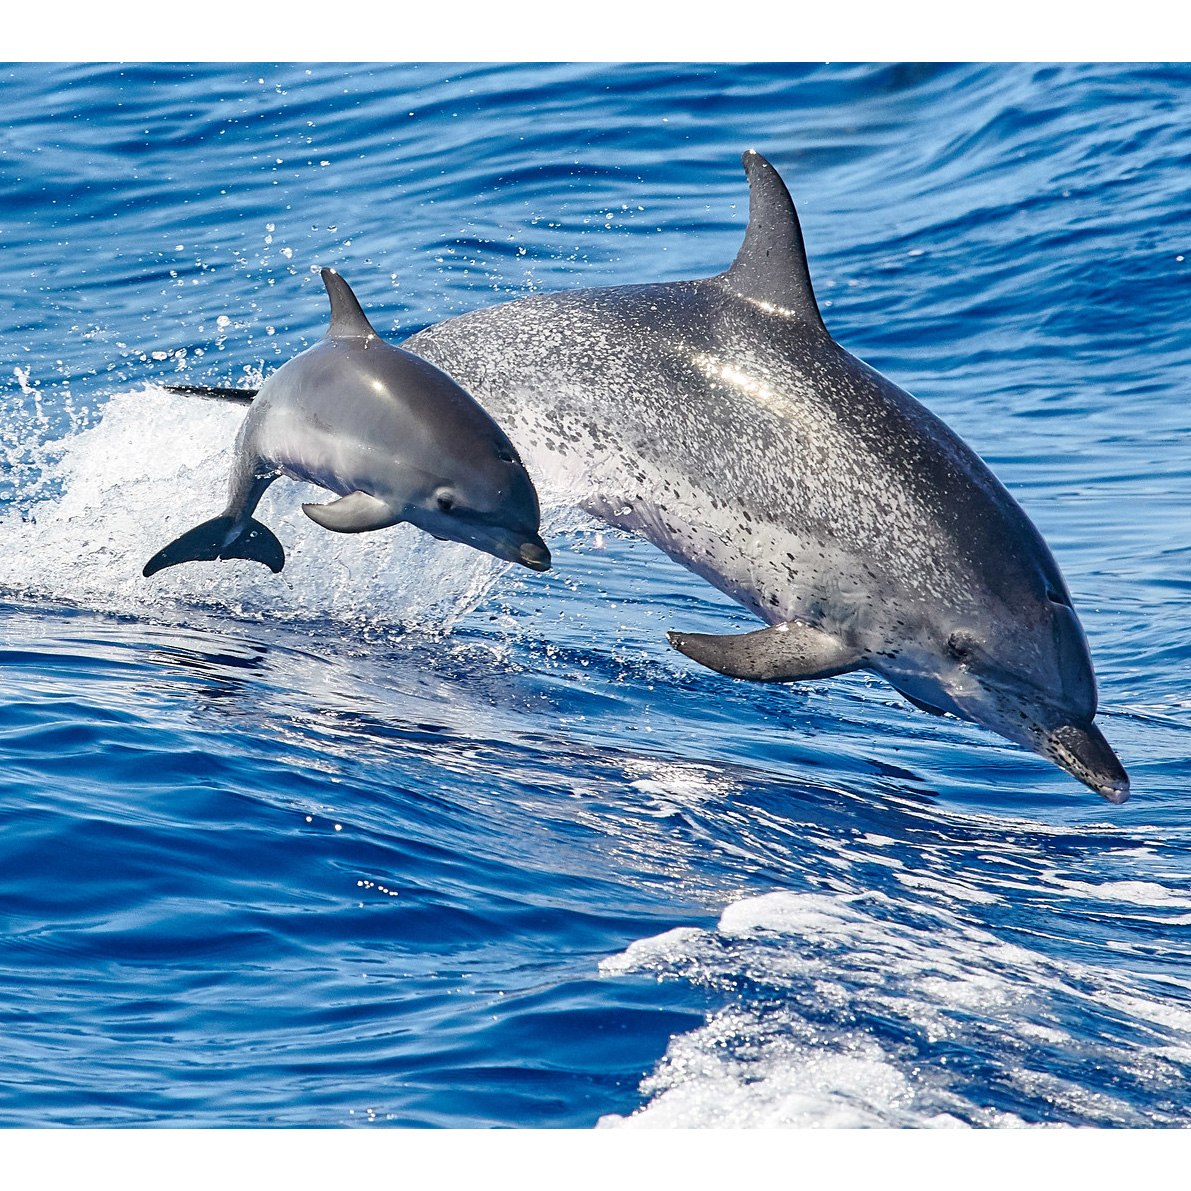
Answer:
[[407, 151, 1128, 802]]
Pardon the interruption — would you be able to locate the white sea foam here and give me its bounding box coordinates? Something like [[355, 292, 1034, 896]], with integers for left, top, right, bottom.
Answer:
[[622, 758, 740, 815], [0, 387, 564, 635], [1037, 876, 1191, 909], [599, 889, 1191, 1128]]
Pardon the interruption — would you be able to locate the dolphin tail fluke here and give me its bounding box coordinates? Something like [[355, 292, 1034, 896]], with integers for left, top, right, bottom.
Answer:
[[143, 515, 285, 577], [667, 621, 862, 683]]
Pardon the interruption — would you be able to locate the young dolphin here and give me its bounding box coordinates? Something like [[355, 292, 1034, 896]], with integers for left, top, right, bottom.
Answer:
[[403, 152, 1129, 802], [144, 268, 550, 578]]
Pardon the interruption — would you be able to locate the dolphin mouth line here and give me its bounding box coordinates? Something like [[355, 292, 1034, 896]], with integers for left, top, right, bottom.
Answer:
[[511, 532, 552, 571], [1049, 737, 1130, 804], [1043, 721, 1130, 805], [423, 514, 550, 572], [477, 530, 551, 572], [517, 546, 552, 572], [888, 671, 1131, 804]]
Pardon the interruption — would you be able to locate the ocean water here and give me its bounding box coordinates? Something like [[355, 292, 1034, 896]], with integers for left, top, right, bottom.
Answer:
[[1, 61, 1190, 1129]]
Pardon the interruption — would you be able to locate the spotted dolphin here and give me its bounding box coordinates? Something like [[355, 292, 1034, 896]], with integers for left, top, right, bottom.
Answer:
[[403, 151, 1128, 801], [145, 268, 550, 578]]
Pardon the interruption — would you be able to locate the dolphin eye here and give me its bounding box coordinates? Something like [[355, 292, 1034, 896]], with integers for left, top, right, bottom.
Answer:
[[496, 449, 519, 464], [436, 492, 456, 513]]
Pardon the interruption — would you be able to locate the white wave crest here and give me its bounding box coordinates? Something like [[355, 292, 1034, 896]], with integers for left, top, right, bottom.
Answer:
[[600, 889, 1191, 1128]]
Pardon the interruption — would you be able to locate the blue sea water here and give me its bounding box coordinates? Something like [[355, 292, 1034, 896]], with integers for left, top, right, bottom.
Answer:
[[1, 61, 1190, 1129]]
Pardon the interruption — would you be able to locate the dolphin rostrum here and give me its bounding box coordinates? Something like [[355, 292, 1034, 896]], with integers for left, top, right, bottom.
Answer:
[[144, 268, 550, 579], [402, 151, 1128, 801]]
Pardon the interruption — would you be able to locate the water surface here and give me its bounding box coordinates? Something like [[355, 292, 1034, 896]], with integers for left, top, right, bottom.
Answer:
[[1, 62, 1189, 1127]]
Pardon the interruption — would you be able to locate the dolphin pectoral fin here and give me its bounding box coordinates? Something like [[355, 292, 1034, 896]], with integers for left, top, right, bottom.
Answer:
[[667, 621, 862, 683], [302, 491, 397, 533], [143, 515, 285, 576]]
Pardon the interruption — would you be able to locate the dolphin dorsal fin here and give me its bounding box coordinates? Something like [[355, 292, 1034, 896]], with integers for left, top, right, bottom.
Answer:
[[321, 268, 379, 340], [722, 150, 825, 330]]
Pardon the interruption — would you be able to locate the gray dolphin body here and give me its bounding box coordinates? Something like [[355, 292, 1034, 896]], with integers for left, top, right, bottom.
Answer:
[[144, 268, 550, 579], [405, 152, 1128, 801]]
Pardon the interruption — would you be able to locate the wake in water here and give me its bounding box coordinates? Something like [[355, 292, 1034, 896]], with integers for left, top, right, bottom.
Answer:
[[601, 884, 1191, 1128]]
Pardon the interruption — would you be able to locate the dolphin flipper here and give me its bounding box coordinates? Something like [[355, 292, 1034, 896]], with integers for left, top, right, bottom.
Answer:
[[302, 491, 397, 533], [143, 515, 285, 576], [668, 621, 862, 683]]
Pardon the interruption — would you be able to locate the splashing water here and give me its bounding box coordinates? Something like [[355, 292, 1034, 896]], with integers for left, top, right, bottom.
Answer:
[[0, 387, 539, 635]]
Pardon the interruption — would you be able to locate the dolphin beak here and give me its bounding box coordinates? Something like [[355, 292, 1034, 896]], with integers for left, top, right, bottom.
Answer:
[[516, 536, 552, 572], [436, 515, 550, 573], [1045, 719, 1130, 804]]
